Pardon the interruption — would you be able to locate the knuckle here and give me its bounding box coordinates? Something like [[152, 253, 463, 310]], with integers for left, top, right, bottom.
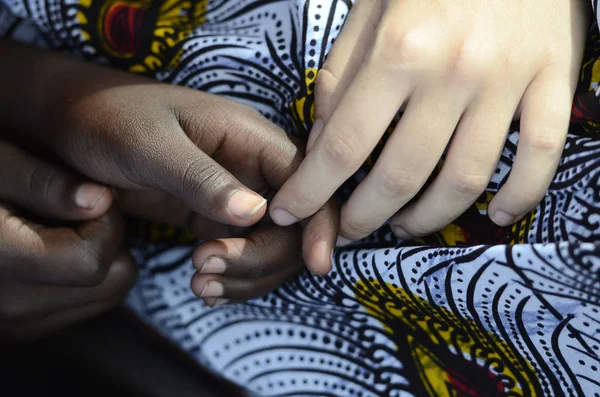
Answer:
[[450, 168, 490, 196], [379, 168, 420, 196], [377, 28, 432, 68], [78, 262, 106, 286], [226, 102, 264, 129], [342, 217, 375, 240], [197, 100, 262, 139], [315, 68, 339, 99], [72, 245, 109, 286], [322, 134, 361, 169], [26, 163, 57, 206], [452, 42, 495, 79], [503, 49, 525, 71], [182, 158, 227, 200], [314, 68, 339, 117], [526, 134, 565, 155], [295, 188, 321, 208]]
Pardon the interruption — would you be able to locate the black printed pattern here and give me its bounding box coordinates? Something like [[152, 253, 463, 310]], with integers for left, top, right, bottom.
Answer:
[[1, 1, 600, 395]]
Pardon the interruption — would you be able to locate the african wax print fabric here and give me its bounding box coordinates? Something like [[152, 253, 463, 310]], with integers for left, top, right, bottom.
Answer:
[[1, 1, 600, 395]]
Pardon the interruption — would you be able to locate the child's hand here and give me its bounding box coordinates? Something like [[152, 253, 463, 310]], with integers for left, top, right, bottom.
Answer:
[[0, 40, 338, 275], [190, 225, 309, 306], [0, 141, 135, 340], [270, 0, 589, 241], [117, 170, 337, 305], [120, 187, 317, 304]]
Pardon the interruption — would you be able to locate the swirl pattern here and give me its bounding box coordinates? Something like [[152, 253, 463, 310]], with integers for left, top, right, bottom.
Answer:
[[1, 1, 600, 395]]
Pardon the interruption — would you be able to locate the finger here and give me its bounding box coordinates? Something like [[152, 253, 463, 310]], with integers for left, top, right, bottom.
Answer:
[[307, 0, 384, 151], [192, 224, 303, 279], [301, 199, 339, 275], [153, 97, 305, 227], [391, 95, 518, 237], [0, 206, 124, 286], [178, 96, 305, 191], [145, 132, 268, 228], [340, 87, 466, 240], [191, 266, 301, 304], [193, 201, 338, 277], [271, 48, 413, 227], [0, 142, 112, 221], [488, 71, 571, 226], [0, 250, 136, 327], [115, 189, 240, 239]]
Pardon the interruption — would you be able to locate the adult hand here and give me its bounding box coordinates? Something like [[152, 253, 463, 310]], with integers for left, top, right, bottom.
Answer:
[[0, 141, 135, 340], [0, 39, 338, 275], [270, 0, 589, 241]]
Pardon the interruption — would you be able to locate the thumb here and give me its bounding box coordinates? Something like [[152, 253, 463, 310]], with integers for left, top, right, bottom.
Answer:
[[178, 95, 306, 191], [0, 142, 112, 221], [143, 132, 267, 227]]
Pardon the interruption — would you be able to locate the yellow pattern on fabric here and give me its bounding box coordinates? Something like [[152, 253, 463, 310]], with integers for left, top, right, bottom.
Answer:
[[355, 280, 540, 396], [76, 0, 207, 73], [291, 68, 318, 137], [512, 210, 536, 244], [434, 223, 467, 246]]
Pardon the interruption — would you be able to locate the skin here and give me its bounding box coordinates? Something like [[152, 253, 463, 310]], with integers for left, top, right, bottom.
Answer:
[[270, 0, 590, 241], [0, 40, 339, 338], [0, 140, 135, 340]]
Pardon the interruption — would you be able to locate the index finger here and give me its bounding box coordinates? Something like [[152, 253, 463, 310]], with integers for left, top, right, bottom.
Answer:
[[270, 53, 411, 226]]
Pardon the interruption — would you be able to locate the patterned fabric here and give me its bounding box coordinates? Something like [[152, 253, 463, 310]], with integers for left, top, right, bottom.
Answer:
[[2, 1, 600, 395]]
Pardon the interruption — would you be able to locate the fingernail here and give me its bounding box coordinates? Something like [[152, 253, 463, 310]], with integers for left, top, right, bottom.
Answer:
[[391, 224, 412, 240], [200, 281, 224, 297], [336, 236, 353, 247], [215, 298, 230, 306], [75, 184, 107, 209], [227, 190, 266, 220], [306, 119, 324, 153], [271, 208, 299, 226], [491, 210, 516, 226], [200, 256, 226, 274]]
